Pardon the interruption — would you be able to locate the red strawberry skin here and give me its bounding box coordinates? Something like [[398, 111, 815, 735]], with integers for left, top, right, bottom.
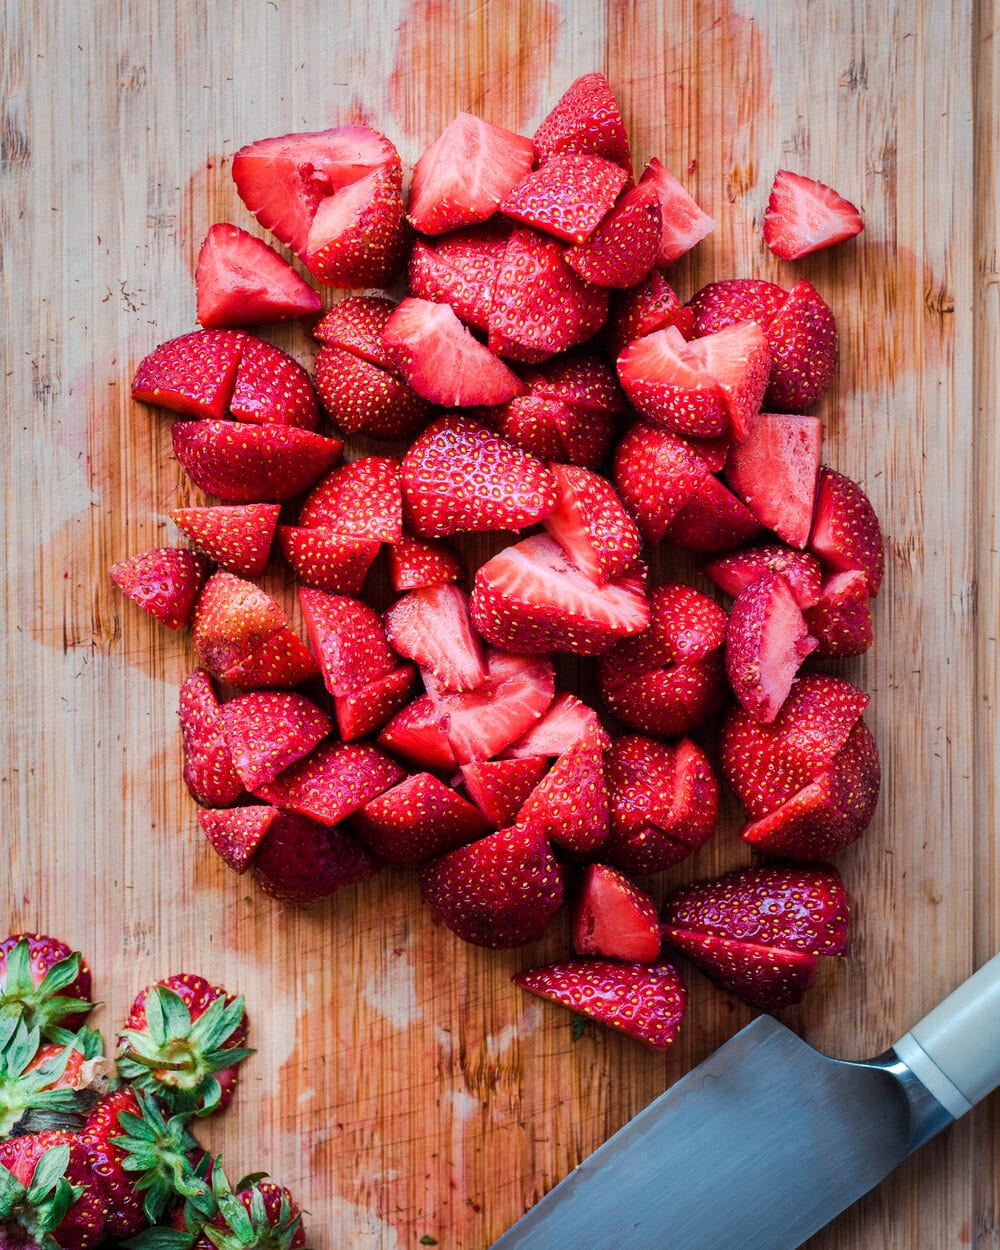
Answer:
[[533, 72, 632, 172], [79, 1086, 147, 1237], [131, 329, 245, 419], [172, 420, 342, 504], [0, 1129, 108, 1249], [252, 812, 383, 906], [351, 772, 491, 864], [178, 669, 245, 807], [809, 467, 885, 594], [110, 546, 210, 631]]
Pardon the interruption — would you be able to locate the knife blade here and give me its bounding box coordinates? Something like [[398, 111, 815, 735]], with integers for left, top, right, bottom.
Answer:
[[492, 953, 1000, 1250]]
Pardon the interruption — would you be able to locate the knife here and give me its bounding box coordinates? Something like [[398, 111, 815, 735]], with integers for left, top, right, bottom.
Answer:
[[492, 953, 1000, 1250]]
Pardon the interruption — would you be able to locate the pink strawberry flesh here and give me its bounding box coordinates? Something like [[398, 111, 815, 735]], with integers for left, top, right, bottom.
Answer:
[[384, 584, 487, 692], [724, 571, 818, 723], [723, 412, 822, 549], [637, 158, 716, 266], [572, 863, 662, 962], [542, 462, 642, 585], [500, 690, 610, 759], [763, 169, 863, 260], [195, 223, 322, 329], [704, 543, 823, 609]]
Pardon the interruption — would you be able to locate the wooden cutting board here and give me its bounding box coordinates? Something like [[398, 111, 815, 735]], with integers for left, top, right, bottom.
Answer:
[[3, 1, 997, 1245]]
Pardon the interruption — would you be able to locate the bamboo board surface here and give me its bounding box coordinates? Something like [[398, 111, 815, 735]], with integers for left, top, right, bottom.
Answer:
[[2, 0, 998, 1246]]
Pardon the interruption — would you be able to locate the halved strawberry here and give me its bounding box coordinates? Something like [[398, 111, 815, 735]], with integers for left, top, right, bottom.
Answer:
[[219, 626, 321, 690], [604, 270, 695, 360], [471, 532, 650, 656], [178, 670, 245, 807], [169, 502, 280, 578], [603, 735, 719, 874], [500, 691, 610, 759], [418, 822, 565, 948], [252, 812, 383, 907], [386, 534, 465, 592], [131, 329, 245, 419], [299, 588, 400, 697], [572, 863, 661, 962], [533, 73, 632, 172], [515, 723, 609, 855], [333, 665, 417, 742], [704, 543, 823, 609], [501, 152, 628, 245], [351, 772, 491, 864], [228, 336, 320, 429], [304, 159, 410, 288], [406, 112, 535, 235], [723, 412, 822, 548], [189, 570, 288, 675], [663, 471, 765, 552], [803, 569, 874, 657], [198, 804, 276, 874], [564, 178, 662, 288], [195, 223, 322, 329], [384, 584, 487, 693], [612, 423, 707, 544], [254, 739, 405, 826], [172, 420, 342, 503], [460, 756, 549, 828], [401, 416, 558, 537], [637, 158, 716, 266], [110, 546, 211, 630], [407, 220, 512, 333], [763, 169, 863, 260], [278, 527, 380, 594], [513, 959, 686, 1050], [808, 466, 885, 594], [220, 690, 332, 790], [542, 463, 642, 585], [299, 455, 403, 542], [725, 571, 818, 723]]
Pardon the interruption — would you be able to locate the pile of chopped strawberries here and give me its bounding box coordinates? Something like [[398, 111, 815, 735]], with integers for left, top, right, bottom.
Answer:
[[111, 73, 877, 1051], [0, 933, 306, 1247]]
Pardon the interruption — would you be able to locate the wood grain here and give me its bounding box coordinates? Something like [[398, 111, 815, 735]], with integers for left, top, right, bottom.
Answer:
[[1, 0, 997, 1246]]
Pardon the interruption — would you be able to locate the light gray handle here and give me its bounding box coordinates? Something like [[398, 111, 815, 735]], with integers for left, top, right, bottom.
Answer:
[[893, 952, 1000, 1118]]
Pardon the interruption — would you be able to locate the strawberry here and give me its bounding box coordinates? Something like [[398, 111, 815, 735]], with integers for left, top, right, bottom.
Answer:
[[663, 470, 765, 552], [376, 694, 457, 773], [171, 420, 342, 504], [808, 466, 885, 594], [532, 73, 632, 172], [704, 542, 823, 609], [219, 626, 320, 693], [637, 157, 716, 266], [542, 463, 642, 585], [195, 223, 322, 329], [252, 811, 383, 907], [253, 740, 405, 827], [298, 589, 400, 697], [333, 665, 417, 743], [617, 321, 770, 442], [406, 220, 512, 334], [661, 863, 850, 1009], [227, 336, 319, 430], [512, 959, 686, 1051], [400, 416, 559, 537], [131, 329, 245, 419], [0, 1129, 108, 1248], [277, 527, 380, 595], [406, 112, 535, 235], [723, 412, 822, 548], [571, 864, 661, 962], [762, 169, 863, 260], [603, 735, 719, 874], [220, 690, 332, 791], [110, 547, 211, 631], [189, 571, 288, 676], [488, 227, 609, 362], [598, 583, 728, 738], [418, 822, 564, 948], [179, 1168, 307, 1249], [500, 691, 611, 759], [725, 571, 818, 723], [0, 936, 93, 1039], [351, 772, 491, 864], [198, 805, 277, 874], [169, 503, 280, 579], [314, 294, 398, 362], [564, 177, 662, 288], [304, 157, 409, 287], [612, 423, 707, 544], [78, 1086, 150, 1237], [117, 975, 252, 1116], [384, 584, 487, 692], [231, 124, 400, 260], [687, 278, 788, 338], [515, 724, 610, 855], [0, 1019, 101, 1139], [386, 534, 465, 592], [500, 152, 628, 245], [382, 297, 525, 407], [298, 455, 403, 541], [178, 670, 245, 807], [803, 569, 875, 657], [459, 756, 549, 829], [604, 270, 695, 361]]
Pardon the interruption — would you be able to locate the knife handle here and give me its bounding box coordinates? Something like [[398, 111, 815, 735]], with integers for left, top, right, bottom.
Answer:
[[893, 952, 1000, 1118]]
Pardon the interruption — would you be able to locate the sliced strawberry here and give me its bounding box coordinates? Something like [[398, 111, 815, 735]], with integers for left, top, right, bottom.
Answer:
[[351, 772, 491, 864], [228, 336, 320, 429], [501, 152, 628, 245], [520, 351, 626, 414], [313, 294, 398, 362], [169, 503, 280, 578], [382, 297, 525, 407], [297, 455, 402, 543], [704, 543, 823, 609], [406, 220, 512, 333], [304, 159, 409, 288], [542, 463, 642, 585], [220, 690, 332, 790], [110, 546, 210, 630], [604, 735, 719, 874], [533, 73, 632, 172], [171, 420, 342, 503], [220, 626, 322, 690], [564, 178, 662, 288], [178, 670, 245, 807], [663, 471, 765, 552], [687, 278, 788, 337], [131, 329, 245, 419], [384, 584, 487, 693], [723, 412, 822, 548], [299, 588, 400, 696], [418, 822, 564, 948], [515, 724, 609, 854], [460, 756, 549, 828], [333, 664, 416, 742], [658, 930, 818, 1010], [513, 959, 686, 1051], [407, 112, 535, 235], [808, 467, 885, 594], [189, 569, 287, 675], [195, 223, 322, 329], [471, 532, 650, 656], [231, 124, 399, 260], [488, 227, 609, 362], [500, 691, 611, 759], [313, 346, 431, 441], [612, 423, 707, 544], [572, 864, 661, 962], [377, 693, 457, 773], [278, 527, 380, 594], [764, 279, 838, 412], [252, 812, 383, 907], [763, 169, 863, 260], [725, 571, 818, 723], [386, 534, 465, 592], [198, 804, 277, 874], [803, 569, 874, 657], [401, 416, 558, 537], [254, 739, 405, 826], [605, 270, 695, 360], [637, 158, 716, 266]]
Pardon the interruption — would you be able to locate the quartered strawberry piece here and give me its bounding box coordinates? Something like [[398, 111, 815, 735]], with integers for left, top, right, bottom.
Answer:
[[110, 546, 211, 630], [663, 471, 765, 553], [384, 584, 487, 693], [178, 670, 245, 807], [407, 220, 512, 333], [314, 294, 396, 361], [131, 329, 246, 419], [304, 158, 410, 288], [500, 152, 628, 245], [351, 772, 491, 864], [723, 412, 822, 549], [763, 279, 838, 412], [763, 169, 863, 260], [513, 959, 686, 1051], [169, 502, 280, 578], [637, 158, 716, 266], [471, 532, 650, 656], [333, 665, 417, 742], [299, 455, 403, 541], [418, 822, 565, 948], [406, 112, 535, 236], [500, 690, 610, 759], [195, 223, 322, 329], [803, 569, 875, 657], [189, 570, 288, 675], [612, 423, 707, 544], [228, 336, 320, 429], [254, 739, 405, 826], [687, 277, 789, 337], [808, 466, 885, 594], [542, 463, 642, 585], [460, 756, 549, 828], [377, 692, 457, 773], [704, 543, 823, 609], [220, 625, 321, 690], [515, 723, 610, 854], [386, 534, 465, 592], [252, 812, 383, 907], [565, 178, 662, 288], [278, 527, 380, 594], [533, 72, 632, 173], [220, 689, 332, 790], [572, 863, 662, 962], [172, 420, 342, 503], [725, 571, 818, 723], [198, 804, 277, 874], [605, 270, 695, 360], [660, 929, 819, 1011], [299, 588, 400, 697]]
